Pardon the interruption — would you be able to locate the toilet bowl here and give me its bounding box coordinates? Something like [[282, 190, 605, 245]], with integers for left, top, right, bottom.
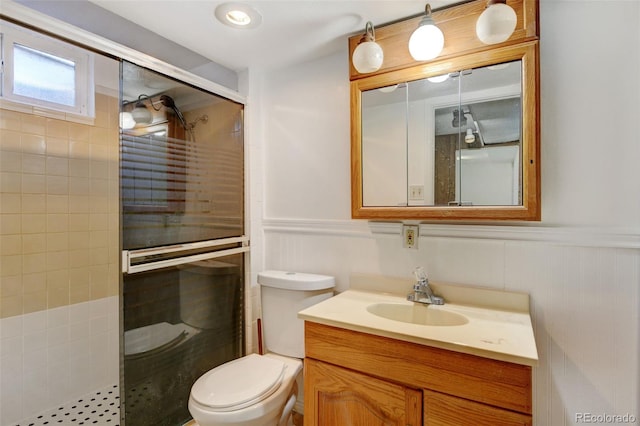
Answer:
[[188, 353, 302, 426], [187, 270, 335, 426]]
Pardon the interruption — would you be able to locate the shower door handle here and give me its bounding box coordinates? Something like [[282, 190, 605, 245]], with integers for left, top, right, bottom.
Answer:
[[122, 236, 250, 274]]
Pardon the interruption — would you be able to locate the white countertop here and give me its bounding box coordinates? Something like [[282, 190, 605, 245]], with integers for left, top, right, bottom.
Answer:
[[298, 288, 539, 366]]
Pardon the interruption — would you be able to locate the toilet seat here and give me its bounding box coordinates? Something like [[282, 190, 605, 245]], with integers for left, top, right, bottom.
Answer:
[[191, 353, 285, 412]]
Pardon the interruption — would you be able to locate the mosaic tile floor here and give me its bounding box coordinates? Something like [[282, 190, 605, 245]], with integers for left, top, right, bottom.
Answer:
[[12, 384, 120, 426], [11, 382, 298, 426]]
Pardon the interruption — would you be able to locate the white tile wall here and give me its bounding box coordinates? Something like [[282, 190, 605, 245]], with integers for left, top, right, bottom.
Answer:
[[0, 296, 119, 425], [262, 219, 640, 426]]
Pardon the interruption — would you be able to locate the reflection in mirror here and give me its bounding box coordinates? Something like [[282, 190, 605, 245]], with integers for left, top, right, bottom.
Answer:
[[455, 60, 522, 206], [361, 60, 522, 208], [361, 83, 408, 206]]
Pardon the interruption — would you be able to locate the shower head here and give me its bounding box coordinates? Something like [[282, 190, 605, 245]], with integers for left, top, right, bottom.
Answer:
[[160, 95, 188, 130], [159, 94, 177, 109]]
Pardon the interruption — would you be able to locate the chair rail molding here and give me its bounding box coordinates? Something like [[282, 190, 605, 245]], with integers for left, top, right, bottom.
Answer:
[[262, 218, 640, 249]]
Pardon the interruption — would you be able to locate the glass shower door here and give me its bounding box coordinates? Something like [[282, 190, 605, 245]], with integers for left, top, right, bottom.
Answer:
[[120, 60, 246, 425], [122, 255, 244, 425]]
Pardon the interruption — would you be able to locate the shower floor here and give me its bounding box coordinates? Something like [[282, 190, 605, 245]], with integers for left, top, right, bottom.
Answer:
[[11, 384, 120, 426]]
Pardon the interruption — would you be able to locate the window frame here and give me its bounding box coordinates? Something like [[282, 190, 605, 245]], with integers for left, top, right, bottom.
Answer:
[[0, 19, 95, 118]]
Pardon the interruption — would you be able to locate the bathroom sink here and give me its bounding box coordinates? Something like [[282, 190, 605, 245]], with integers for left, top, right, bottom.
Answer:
[[366, 303, 468, 326]]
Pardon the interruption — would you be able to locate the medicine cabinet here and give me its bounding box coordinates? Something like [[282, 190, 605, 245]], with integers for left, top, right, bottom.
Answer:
[[350, 0, 540, 221]]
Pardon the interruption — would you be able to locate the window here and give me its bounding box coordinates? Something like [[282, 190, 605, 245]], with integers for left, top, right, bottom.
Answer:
[[1, 19, 94, 118]]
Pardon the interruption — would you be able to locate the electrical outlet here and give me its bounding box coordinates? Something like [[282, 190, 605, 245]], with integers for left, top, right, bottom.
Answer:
[[402, 224, 418, 249]]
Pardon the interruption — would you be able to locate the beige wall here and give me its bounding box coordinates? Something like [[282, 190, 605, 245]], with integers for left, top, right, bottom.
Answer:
[[0, 92, 120, 318], [185, 102, 244, 222]]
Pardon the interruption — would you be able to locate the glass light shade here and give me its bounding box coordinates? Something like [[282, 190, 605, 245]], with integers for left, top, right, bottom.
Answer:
[[427, 74, 449, 83], [119, 111, 135, 130], [352, 41, 384, 73], [476, 3, 517, 45], [378, 84, 399, 93], [408, 23, 444, 61], [131, 103, 153, 124]]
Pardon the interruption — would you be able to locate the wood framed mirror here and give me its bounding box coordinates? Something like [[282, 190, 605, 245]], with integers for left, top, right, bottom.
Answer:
[[350, 0, 540, 221]]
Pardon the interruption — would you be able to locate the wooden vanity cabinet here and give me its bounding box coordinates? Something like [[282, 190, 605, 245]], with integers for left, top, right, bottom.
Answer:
[[303, 322, 532, 426]]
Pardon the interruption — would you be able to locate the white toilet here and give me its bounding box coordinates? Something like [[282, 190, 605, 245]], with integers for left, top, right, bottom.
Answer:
[[188, 270, 335, 426]]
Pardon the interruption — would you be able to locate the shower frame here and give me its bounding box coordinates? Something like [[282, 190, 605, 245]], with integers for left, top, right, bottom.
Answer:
[[119, 60, 249, 424]]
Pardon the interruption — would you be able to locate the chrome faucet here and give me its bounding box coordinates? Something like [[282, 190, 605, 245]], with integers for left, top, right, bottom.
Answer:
[[407, 267, 444, 305]]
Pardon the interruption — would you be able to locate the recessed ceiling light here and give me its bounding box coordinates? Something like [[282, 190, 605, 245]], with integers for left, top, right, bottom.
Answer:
[[215, 3, 262, 29], [226, 10, 251, 26]]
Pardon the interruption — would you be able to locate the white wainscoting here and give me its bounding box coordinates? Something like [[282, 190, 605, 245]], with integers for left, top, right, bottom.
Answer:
[[262, 219, 640, 426]]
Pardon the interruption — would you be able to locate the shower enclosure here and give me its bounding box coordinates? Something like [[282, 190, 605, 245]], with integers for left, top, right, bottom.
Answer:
[[120, 61, 247, 425]]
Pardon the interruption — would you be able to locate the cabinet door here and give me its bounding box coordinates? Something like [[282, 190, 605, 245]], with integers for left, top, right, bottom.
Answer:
[[424, 390, 532, 426], [304, 358, 422, 426]]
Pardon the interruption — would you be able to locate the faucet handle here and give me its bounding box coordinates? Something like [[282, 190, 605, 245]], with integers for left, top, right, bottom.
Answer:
[[414, 266, 428, 283], [430, 295, 445, 305]]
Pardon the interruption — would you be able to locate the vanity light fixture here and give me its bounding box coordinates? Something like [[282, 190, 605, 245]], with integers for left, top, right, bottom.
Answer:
[[352, 21, 384, 74], [119, 111, 135, 130], [129, 94, 165, 125], [215, 3, 262, 29], [131, 95, 154, 125], [408, 4, 444, 61], [476, 0, 517, 45]]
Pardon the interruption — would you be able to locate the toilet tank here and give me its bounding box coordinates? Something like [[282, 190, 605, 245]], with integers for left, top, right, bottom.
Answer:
[[258, 271, 335, 358]]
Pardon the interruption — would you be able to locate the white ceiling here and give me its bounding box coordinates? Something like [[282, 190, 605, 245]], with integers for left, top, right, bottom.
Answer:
[[88, 0, 460, 72]]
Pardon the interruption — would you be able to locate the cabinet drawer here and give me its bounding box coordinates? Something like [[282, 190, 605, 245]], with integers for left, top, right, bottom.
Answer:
[[424, 390, 532, 425]]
